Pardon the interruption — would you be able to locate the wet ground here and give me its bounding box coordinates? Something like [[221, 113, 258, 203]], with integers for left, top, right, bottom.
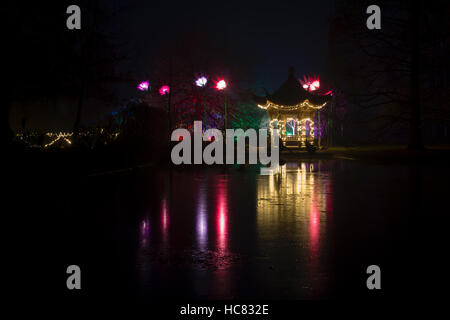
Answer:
[[9, 158, 450, 300]]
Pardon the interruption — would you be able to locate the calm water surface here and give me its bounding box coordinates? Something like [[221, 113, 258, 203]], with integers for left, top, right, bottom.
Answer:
[[46, 159, 448, 299]]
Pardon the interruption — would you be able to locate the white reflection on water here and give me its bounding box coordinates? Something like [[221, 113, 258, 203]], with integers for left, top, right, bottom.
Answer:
[[196, 183, 208, 250], [140, 217, 150, 246], [138, 214, 151, 284], [256, 161, 332, 287]]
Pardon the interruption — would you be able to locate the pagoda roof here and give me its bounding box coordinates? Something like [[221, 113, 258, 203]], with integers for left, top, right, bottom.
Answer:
[[255, 67, 330, 107]]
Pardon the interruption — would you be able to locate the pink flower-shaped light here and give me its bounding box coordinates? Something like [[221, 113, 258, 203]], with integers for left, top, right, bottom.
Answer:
[[159, 85, 170, 96], [137, 81, 149, 91]]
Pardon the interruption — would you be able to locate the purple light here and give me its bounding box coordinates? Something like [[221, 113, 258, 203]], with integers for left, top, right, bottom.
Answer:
[[195, 76, 208, 87], [159, 85, 170, 96], [137, 81, 149, 91]]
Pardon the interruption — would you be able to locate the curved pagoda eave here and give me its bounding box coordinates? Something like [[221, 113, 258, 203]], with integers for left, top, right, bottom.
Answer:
[[255, 94, 329, 112], [254, 67, 330, 112]]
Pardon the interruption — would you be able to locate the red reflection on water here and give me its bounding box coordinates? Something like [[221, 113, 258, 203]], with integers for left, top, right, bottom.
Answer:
[[214, 180, 231, 297], [216, 182, 228, 252]]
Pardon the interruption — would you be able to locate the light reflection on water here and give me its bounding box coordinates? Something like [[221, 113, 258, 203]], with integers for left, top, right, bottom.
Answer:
[[137, 162, 333, 298], [196, 185, 208, 250], [215, 179, 228, 254], [57, 159, 449, 298], [161, 197, 169, 248], [255, 162, 332, 294]]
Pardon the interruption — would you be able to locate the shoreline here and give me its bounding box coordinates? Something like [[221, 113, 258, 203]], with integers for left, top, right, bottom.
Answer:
[[9, 144, 450, 180]]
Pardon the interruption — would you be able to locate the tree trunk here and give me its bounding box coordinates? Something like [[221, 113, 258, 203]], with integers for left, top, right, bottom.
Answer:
[[408, 0, 423, 150]]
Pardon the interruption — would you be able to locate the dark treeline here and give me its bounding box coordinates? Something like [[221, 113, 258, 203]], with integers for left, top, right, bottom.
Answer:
[[6, 1, 264, 157], [327, 0, 450, 148], [6, 1, 130, 133], [3, 0, 265, 170], [5, 1, 450, 157]]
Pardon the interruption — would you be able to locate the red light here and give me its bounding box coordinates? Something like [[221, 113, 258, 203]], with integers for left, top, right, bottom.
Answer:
[[300, 75, 320, 92], [215, 79, 227, 90]]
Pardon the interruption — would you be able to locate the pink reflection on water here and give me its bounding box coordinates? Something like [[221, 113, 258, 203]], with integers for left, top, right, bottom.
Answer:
[[309, 198, 320, 258], [161, 198, 169, 232], [140, 216, 150, 248], [161, 198, 169, 250], [141, 218, 150, 238]]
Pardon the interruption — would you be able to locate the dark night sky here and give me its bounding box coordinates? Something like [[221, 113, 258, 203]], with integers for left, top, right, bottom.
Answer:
[[116, 0, 334, 92], [11, 0, 336, 130]]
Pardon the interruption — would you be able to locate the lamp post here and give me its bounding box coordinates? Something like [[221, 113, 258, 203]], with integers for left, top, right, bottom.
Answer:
[[195, 76, 208, 130], [137, 80, 150, 103], [159, 85, 171, 137], [215, 79, 227, 130]]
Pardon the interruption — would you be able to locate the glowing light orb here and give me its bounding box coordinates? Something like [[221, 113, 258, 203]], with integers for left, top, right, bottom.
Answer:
[[215, 79, 227, 90], [300, 75, 320, 92], [195, 76, 208, 87], [159, 85, 170, 96], [137, 81, 149, 91]]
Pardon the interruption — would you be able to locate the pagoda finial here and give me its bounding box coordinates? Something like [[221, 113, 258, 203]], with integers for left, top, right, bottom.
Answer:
[[289, 66, 295, 77]]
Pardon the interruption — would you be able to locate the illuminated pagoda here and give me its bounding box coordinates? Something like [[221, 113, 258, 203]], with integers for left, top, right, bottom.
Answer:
[[255, 67, 330, 148]]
